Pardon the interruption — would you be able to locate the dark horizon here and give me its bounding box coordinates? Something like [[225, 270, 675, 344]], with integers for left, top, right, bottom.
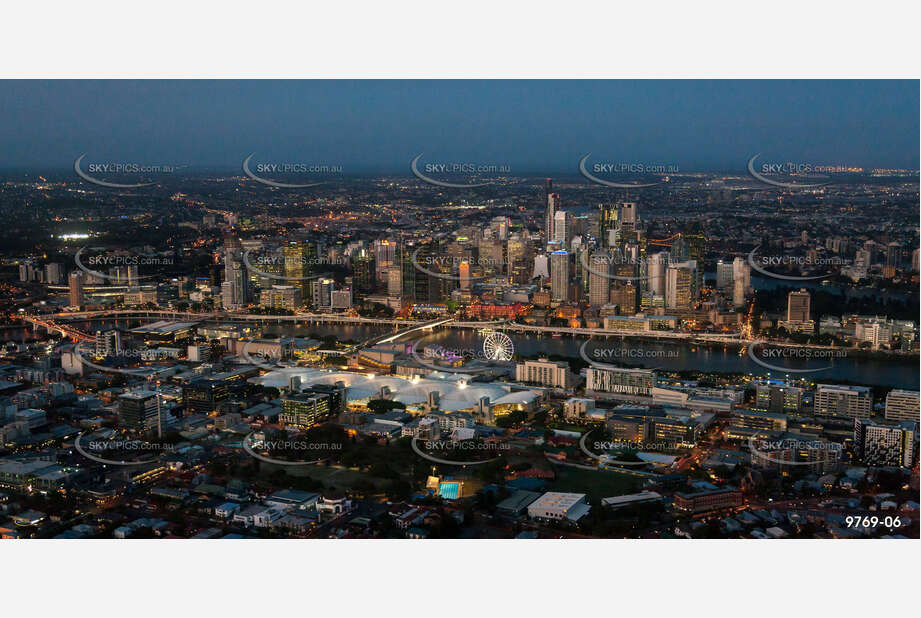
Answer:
[[0, 80, 917, 172]]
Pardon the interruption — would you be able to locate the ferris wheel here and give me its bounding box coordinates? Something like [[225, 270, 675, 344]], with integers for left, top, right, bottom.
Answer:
[[482, 330, 514, 361]]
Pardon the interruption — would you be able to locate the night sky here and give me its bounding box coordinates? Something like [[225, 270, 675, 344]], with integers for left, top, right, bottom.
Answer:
[[0, 80, 917, 173]]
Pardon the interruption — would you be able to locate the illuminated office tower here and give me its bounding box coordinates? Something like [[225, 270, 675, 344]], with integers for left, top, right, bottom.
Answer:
[[618, 201, 638, 242], [599, 203, 619, 248], [648, 251, 668, 297], [351, 248, 375, 294], [45, 262, 64, 285], [533, 253, 549, 280], [374, 239, 397, 280], [546, 192, 560, 240], [543, 178, 553, 237], [716, 259, 734, 290], [885, 389, 920, 422], [550, 250, 571, 302], [459, 261, 471, 290], [490, 216, 510, 241], [665, 261, 696, 310], [284, 240, 317, 304], [553, 210, 572, 247], [814, 384, 872, 419], [259, 285, 303, 310], [786, 289, 811, 322], [588, 253, 611, 307], [387, 266, 402, 297], [732, 256, 751, 307], [312, 278, 335, 309], [68, 271, 85, 308]]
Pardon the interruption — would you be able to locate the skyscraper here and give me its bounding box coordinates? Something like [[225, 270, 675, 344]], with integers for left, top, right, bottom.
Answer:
[[546, 193, 560, 240], [665, 261, 696, 310], [854, 418, 915, 468], [588, 252, 611, 307], [786, 289, 811, 322], [550, 250, 571, 302], [648, 251, 668, 297], [552, 210, 572, 247], [68, 271, 85, 308], [716, 259, 734, 290]]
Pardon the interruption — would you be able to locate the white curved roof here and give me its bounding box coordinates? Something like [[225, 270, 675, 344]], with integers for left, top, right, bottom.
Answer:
[[493, 391, 539, 406], [251, 368, 531, 412]]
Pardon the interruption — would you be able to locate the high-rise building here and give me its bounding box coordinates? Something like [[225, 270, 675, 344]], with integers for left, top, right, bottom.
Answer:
[[754, 383, 805, 414], [117, 390, 160, 433], [94, 330, 121, 359], [222, 235, 252, 309], [814, 384, 872, 419], [588, 253, 611, 307], [283, 240, 316, 304], [545, 193, 560, 240], [886, 242, 901, 268], [648, 251, 668, 297], [259, 285, 303, 310], [550, 250, 571, 302], [786, 289, 811, 322], [312, 278, 335, 309], [532, 253, 549, 280], [330, 287, 353, 310], [45, 263, 64, 285], [885, 389, 920, 422], [854, 418, 915, 468], [68, 271, 85, 308], [586, 366, 656, 396], [351, 248, 375, 294], [280, 392, 334, 428], [387, 266, 402, 297], [665, 260, 696, 310], [716, 259, 734, 291], [515, 358, 574, 389], [552, 210, 572, 247]]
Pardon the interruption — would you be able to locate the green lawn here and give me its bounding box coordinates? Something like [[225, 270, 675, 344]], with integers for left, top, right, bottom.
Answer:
[[546, 464, 643, 502]]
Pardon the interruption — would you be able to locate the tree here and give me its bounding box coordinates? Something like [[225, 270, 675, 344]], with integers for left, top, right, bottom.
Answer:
[[367, 399, 406, 415]]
